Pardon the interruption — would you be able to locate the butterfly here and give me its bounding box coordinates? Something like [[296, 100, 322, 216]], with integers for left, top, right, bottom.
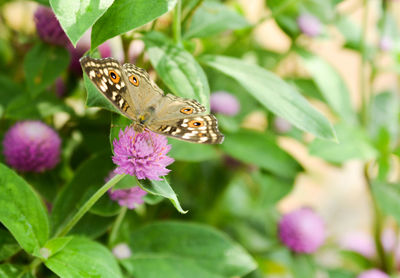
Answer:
[[80, 57, 224, 144]]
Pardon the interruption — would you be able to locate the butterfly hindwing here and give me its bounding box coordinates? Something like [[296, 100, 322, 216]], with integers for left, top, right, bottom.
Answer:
[[149, 114, 224, 144], [80, 57, 136, 119]]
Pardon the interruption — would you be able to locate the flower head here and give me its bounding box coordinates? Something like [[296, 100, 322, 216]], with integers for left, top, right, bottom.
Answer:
[[297, 14, 322, 37], [210, 91, 240, 116], [3, 120, 61, 172], [112, 243, 132, 259], [278, 207, 325, 253], [340, 231, 376, 259], [109, 186, 147, 209], [34, 6, 69, 46], [112, 127, 174, 180], [358, 269, 389, 278], [273, 117, 292, 133]]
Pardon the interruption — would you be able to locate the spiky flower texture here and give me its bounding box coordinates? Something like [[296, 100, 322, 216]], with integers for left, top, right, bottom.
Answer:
[[112, 127, 174, 181]]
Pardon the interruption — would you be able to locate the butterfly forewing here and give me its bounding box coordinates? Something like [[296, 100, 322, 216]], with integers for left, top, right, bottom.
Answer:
[[80, 57, 137, 119]]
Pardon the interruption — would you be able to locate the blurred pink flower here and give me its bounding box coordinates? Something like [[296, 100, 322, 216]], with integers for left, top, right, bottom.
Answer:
[[340, 232, 375, 259], [3, 121, 61, 172], [297, 14, 322, 37], [273, 117, 292, 133], [357, 269, 389, 278], [109, 186, 147, 209], [278, 207, 325, 253], [112, 243, 132, 259], [128, 40, 145, 63], [210, 91, 240, 116], [112, 127, 174, 180], [379, 36, 393, 52]]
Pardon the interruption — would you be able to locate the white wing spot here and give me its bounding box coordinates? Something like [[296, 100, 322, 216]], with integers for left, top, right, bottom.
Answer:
[[112, 91, 118, 100], [89, 71, 96, 78]]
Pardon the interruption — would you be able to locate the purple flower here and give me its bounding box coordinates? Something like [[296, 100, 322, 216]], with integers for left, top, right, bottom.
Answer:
[[278, 207, 325, 253], [112, 243, 132, 259], [34, 6, 69, 46], [297, 14, 322, 37], [379, 36, 393, 52], [358, 269, 389, 278], [109, 186, 147, 209], [112, 127, 174, 180], [210, 91, 240, 116], [3, 121, 61, 172]]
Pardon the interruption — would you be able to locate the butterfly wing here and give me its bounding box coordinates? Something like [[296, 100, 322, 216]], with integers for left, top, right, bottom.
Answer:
[[80, 56, 137, 119]]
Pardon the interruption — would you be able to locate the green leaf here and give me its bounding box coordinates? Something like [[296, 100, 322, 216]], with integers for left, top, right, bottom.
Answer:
[[45, 237, 122, 278], [0, 264, 23, 278], [168, 139, 218, 162], [184, 2, 250, 39], [335, 15, 362, 50], [298, 50, 355, 121], [24, 43, 70, 96], [144, 32, 210, 110], [51, 153, 117, 235], [287, 78, 324, 101], [0, 163, 49, 255], [41, 237, 73, 259], [50, 0, 115, 46], [139, 178, 187, 214], [0, 230, 20, 261], [121, 221, 257, 278], [91, 0, 177, 49], [199, 55, 335, 140], [221, 130, 302, 178], [291, 255, 316, 278], [69, 213, 115, 239], [84, 74, 122, 114], [309, 123, 377, 164], [371, 181, 400, 225]]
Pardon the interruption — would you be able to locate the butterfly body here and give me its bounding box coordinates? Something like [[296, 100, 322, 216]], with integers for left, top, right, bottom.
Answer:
[[80, 57, 224, 144]]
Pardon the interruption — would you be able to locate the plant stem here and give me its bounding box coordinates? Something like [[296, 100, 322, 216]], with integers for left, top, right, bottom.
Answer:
[[360, 0, 370, 127], [108, 206, 128, 247], [173, 0, 182, 45], [182, 0, 204, 28], [364, 164, 389, 272], [54, 174, 125, 238]]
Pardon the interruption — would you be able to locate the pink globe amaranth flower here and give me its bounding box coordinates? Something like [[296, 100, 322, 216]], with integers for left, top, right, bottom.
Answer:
[[379, 36, 393, 52], [112, 243, 132, 259], [3, 121, 61, 172], [278, 207, 325, 253], [34, 6, 69, 46], [340, 232, 376, 259], [358, 269, 389, 278], [210, 91, 240, 116], [109, 186, 147, 209], [112, 127, 174, 180], [297, 14, 322, 37]]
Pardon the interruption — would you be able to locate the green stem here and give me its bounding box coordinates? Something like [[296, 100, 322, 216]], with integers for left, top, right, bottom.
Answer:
[[173, 0, 182, 45], [108, 206, 128, 247], [182, 0, 204, 28], [360, 0, 369, 127], [364, 164, 389, 272], [54, 174, 125, 238]]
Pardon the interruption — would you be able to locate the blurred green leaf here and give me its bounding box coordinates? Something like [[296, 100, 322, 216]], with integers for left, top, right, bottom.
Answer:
[[266, 0, 299, 37], [51, 153, 117, 235], [84, 73, 122, 114], [369, 91, 399, 142], [0, 264, 24, 278], [121, 221, 257, 278], [24, 43, 69, 96], [69, 213, 115, 239], [139, 178, 187, 214], [45, 237, 122, 278], [91, 0, 177, 49], [336, 15, 361, 50], [371, 181, 400, 225], [0, 229, 20, 261], [50, 0, 115, 46], [221, 130, 302, 178], [291, 255, 316, 278], [184, 2, 250, 39], [168, 138, 218, 162], [309, 123, 377, 163], [287, 78, 324, 101], [200, 55, 336, 140], [144, 32, 210, 110], [299, 50, 355, 122], [0, 163, 49, 255], [327, 269, 355, 278]]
